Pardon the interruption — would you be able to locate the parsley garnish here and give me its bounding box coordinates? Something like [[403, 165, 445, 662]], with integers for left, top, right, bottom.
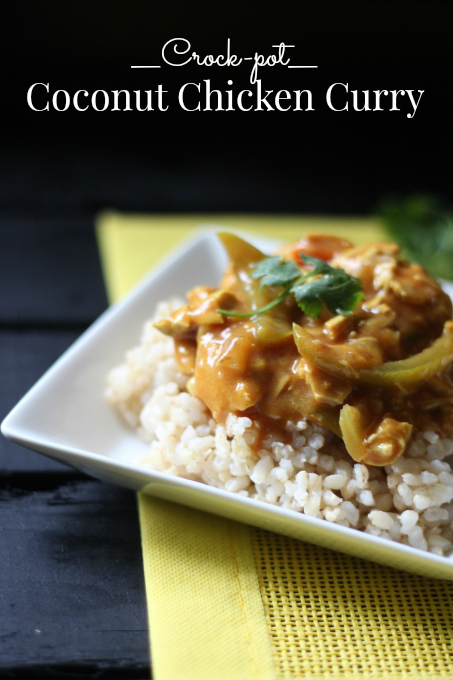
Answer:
[[218, 253, 364, 319]]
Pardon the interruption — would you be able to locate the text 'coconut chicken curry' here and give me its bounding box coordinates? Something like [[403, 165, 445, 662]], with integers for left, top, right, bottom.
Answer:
[[154, 233, 453, 467]]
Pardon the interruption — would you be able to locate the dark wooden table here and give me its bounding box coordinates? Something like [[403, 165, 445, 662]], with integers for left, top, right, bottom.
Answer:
[[0, 218, 151, 679]]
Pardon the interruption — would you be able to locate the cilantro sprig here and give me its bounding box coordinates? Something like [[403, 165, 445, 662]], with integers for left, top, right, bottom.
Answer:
[[217, 253, 364, 319]]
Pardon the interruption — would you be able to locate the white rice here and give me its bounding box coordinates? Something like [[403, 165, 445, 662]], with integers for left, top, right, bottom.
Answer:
[[105, 299, 453, 556]]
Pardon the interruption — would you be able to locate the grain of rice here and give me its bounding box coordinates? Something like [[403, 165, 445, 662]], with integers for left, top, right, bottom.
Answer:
[[369, 510, 394, 530]]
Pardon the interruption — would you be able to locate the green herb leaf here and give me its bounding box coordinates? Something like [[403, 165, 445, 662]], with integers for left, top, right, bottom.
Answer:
[[292, 270, 364, 318], [251, 256, 300, 289], [296, 254, 334, 276], [218, 250, 364, 319], [379, 195, 453, 280]]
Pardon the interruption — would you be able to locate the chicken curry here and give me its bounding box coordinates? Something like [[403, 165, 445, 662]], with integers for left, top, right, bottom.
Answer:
[[155, 233, 453, 466]]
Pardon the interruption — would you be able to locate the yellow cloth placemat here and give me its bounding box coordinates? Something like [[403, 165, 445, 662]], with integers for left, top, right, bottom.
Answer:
[[97, 213, 453, 680], [137, 497, 276, 680]]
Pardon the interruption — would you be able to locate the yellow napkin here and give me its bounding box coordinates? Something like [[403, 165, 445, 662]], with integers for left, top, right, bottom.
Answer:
[[97, 213, 453, 680]]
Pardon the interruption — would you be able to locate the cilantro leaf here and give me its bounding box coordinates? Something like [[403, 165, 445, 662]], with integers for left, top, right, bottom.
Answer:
[[217, 251, 363, 319], [292, 292, 323, 319], [297, 254, 334, 276], [292, 271, 364, 318], [251, 257, 300, 289]]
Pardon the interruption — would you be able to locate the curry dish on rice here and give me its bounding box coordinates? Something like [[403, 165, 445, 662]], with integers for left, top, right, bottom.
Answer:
[[106, 233, 453, 554], [154, 233, 453, 467]]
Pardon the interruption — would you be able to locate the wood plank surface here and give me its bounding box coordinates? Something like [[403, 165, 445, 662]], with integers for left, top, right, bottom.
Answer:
[[0, 219, 107, 326], [0, 329, 82, 473], [0, 219, 151, 677], [0, 481, 150, 677]]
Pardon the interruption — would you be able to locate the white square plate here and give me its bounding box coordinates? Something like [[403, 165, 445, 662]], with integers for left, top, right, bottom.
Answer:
[[3, 229, 453, 579]]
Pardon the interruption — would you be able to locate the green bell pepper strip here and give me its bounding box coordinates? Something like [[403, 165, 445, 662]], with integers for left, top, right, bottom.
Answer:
[[216, 232, 294, 344], [293, 321, 453, 389]]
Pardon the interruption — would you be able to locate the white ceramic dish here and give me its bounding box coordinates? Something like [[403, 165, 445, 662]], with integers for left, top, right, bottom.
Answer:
[[3, 229, 453, 579]]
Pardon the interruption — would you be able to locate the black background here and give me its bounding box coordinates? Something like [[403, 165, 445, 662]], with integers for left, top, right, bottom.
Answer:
[[2, 1, 451, 217], [1, 2, 451, 677]]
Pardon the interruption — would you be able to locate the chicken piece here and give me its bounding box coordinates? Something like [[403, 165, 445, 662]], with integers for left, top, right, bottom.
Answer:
[[297, 360, 352, 407], [361, 416, 413, 465], [340, 398, 413, 466], [332, 243, 452, 358], [194, 322, 262, 420], [323, 314, 355, 342], [154, 287, 238, 338], [331, 242, 400, 293]]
